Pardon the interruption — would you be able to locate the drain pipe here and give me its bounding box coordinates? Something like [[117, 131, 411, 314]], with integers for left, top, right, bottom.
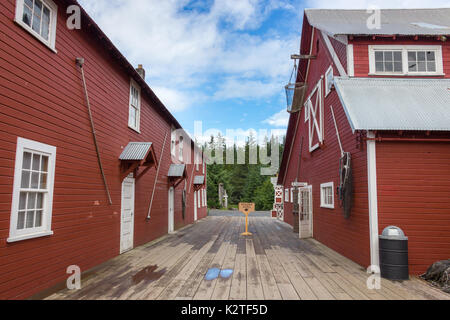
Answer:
[[76, 58, 113, 205], [147, 131, 169, 220]]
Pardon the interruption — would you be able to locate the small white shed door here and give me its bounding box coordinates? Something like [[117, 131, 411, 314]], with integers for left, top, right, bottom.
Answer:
[[194, 191, 198, 221], [120, 175, 135, 254], [299, 186, 313, 239], [168, 187, 175, 233]]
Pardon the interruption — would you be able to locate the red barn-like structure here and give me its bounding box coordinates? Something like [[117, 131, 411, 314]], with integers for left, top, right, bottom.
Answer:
[[278, 9, 450, 275], [0, 0, 207, 299]]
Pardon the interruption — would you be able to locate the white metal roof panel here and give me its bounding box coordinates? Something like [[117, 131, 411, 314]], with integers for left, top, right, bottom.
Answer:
[[334, 77, 450, 131], [119, 142, 153, 160], [194, 176, 205, 185], [168, 164, 186, 177], [305, 8, 450, 36]]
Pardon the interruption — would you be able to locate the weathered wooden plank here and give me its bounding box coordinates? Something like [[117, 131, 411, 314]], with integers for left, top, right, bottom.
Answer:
[[246, 239, 265, 300]]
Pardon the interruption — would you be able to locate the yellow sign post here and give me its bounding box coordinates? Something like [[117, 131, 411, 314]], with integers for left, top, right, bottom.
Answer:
[[239, 202, 255, 236]]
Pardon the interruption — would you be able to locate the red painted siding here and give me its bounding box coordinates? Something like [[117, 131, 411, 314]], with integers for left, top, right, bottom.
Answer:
[[351, 37, 450, 78], [376, 139, 450, 274], [0, 0, 205, 299], [328, 36, 347, 72], [283, 28, 371, 269], [281, 15, 450, 278]]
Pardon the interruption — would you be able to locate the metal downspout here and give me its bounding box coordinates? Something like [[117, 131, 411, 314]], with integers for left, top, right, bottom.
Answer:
[[76, 58, 113, 205]]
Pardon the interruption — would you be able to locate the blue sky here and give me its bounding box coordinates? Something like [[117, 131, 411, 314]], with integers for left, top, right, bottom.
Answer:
[[78, 0, 450, 140]]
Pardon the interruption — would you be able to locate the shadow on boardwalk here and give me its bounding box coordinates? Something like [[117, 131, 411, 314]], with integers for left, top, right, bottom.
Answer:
[[46, 216, 450, 300]]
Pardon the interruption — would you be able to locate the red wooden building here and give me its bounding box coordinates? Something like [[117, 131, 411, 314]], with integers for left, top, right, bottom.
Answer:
[[278, 8, 450, 275], [0, 0, 207, 299]]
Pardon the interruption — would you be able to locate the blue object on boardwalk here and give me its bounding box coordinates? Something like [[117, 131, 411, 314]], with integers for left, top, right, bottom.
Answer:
[[205, 268, 220, 280], [220, 269, 233, 279]]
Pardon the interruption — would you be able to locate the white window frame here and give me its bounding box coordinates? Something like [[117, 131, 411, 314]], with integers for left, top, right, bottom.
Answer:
[[15, 0, 58, 53], [369, 45, 444, 76], [284, 188, 289, 202], [203, 189, 207, 207], [202, 160, 205, 174], [195, 151, 200, 171], [198, 191, 201, 209], [171, 127, 176, 158], [178, 136, 184, 162], [8, 138, 56, 243], [290, 188, 294, 203], [325, 65, 333, 97], [320, 182, 334, 209], [128, 79, 141, 132]]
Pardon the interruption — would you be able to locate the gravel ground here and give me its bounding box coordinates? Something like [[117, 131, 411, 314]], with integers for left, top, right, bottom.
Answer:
[[208, 209, 271, 217]]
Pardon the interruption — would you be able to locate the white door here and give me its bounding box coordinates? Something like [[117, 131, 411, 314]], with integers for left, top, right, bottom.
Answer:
[[168, 187, 175, 233], [120, 175, 135, 254], [299, 186, 313, 239], [194, 191, 198, 221]]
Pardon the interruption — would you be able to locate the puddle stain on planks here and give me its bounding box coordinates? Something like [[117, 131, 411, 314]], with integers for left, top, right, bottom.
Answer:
[[132, 265, 166, 285]]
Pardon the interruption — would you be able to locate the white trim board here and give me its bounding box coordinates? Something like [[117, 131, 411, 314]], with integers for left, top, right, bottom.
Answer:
[[347, 44, 355, 77], [321, 30, 347, 77]]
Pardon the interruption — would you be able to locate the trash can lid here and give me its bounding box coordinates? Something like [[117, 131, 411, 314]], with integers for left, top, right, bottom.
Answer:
[[380, 226, 408, 240]]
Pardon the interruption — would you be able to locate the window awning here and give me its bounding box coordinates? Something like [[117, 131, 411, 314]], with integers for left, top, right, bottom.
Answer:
[[168, 164, 187, 187], [193, 175, 205, 190], [194, 175, 205, 185], [119, 142, 158, 180]]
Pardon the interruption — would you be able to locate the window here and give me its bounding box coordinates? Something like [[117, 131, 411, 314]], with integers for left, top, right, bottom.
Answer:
[[198, 191, 201, 208], [202, 161, 205, 174], [325, 66, 333, 97], [290, 188, 294, 203], [408, 50, 436, 73], [320, 182, 334, 209], [374, 51, 403, 73], [128, 80, 141, 132], [178, 136, 184, 162], [284, 189, 289, 202], [15, 0, 58, 51], [369, 45, 443, 76], [8, 138, 56, 242], [202, 189, 207, 207], [171, 128, 176, 158], [195, 151, 199, 171]]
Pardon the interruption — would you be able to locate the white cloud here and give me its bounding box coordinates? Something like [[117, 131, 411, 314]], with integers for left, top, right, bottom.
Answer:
[[214, 78, 280, 100], [78, 0, 298, 111], [151, 86, 194, 113], [263, 108, 290, 127]]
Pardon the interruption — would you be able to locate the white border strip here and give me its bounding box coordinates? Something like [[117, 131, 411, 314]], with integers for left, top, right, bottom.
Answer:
[[347, 44, 355, 77], [321, 30, 347, 77], [366, 131, 380, 268]]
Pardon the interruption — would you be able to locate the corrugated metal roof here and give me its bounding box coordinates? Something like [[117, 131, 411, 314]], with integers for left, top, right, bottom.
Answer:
[[168, 164, 186, 177], [119, 142, 153, 160], [305, 8, 450, 36], [194, 176, 205, 185], [334, 77, 450, 131]]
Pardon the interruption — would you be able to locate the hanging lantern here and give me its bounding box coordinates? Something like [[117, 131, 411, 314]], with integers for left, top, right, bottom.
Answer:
[[285, 57, 308, 114]]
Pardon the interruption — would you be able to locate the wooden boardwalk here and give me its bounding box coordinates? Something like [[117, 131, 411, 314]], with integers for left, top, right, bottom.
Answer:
[[46, 216, 450, 300]]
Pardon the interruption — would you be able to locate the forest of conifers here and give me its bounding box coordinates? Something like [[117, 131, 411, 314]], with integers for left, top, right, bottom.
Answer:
[[204, 133, 285, 211]]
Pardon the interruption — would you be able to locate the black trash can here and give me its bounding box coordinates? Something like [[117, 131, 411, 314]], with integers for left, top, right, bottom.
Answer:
[[379, 226, 409, 280]]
